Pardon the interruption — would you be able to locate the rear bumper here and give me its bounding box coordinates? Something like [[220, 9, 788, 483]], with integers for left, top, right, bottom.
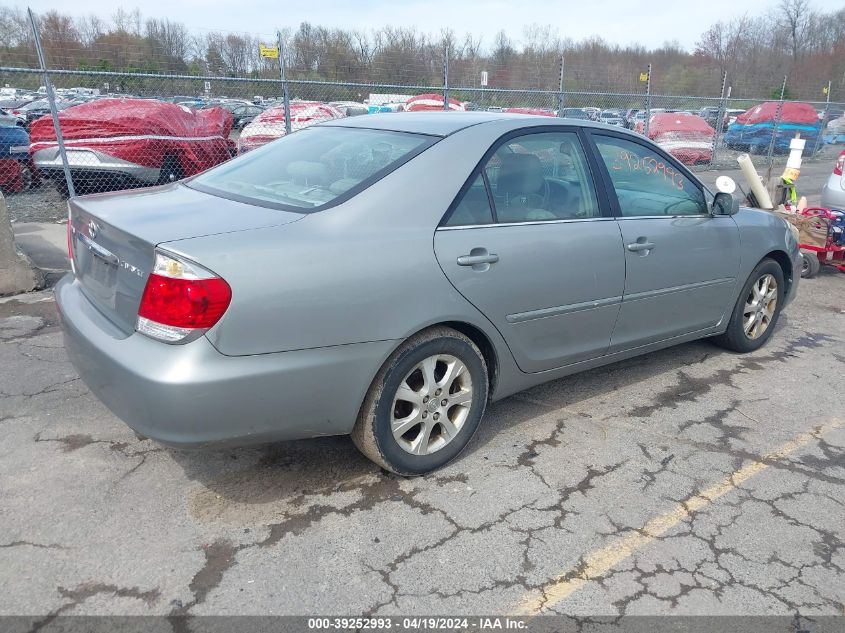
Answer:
[[32, 147, 160, 184], [56, 275, 395, 448]]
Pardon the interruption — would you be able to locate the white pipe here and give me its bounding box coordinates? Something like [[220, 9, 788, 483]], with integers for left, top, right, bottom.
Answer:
[[737, 153, 773, 209]]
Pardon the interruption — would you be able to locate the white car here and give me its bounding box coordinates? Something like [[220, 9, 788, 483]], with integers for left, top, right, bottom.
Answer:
[[598, 110, 624, 126], [821, 150, 845, 210]]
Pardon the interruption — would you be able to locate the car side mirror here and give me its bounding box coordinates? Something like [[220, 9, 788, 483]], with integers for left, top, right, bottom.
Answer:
[[712, 191, 739, 216]]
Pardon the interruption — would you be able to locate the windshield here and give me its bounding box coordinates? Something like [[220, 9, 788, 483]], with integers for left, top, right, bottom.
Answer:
[[189, 126, 436, 211]]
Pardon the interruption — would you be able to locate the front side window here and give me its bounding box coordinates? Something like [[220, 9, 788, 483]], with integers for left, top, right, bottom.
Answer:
[[483, 131, 600, 223], [593, 135, 707, 217], [189, 126, 435, 211]]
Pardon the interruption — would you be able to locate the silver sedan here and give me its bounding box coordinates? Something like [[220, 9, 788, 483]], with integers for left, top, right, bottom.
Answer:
[[57, 112, 801, 475]]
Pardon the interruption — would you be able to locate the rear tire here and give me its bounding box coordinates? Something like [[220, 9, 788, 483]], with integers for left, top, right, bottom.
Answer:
[[800, 250, 820, 279], [351, 326, 488, 476], [712, 258, 785, 353]]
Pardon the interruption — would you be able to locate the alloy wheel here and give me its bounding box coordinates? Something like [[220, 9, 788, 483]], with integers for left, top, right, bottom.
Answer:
[[391, 354, 473, 455], [743, 273, 778, 340]]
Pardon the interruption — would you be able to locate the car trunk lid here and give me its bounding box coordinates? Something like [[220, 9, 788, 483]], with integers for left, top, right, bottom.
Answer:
[[69, 182, 304, 335]]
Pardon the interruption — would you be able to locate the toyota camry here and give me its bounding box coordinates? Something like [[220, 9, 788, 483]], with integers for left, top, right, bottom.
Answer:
[[57, 112, 801, 475]]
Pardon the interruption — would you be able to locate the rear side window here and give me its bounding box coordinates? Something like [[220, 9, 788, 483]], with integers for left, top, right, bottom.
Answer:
[[444, 174, 494, 226], [593, 135, 707, 217], [189, 126, 435, 211]]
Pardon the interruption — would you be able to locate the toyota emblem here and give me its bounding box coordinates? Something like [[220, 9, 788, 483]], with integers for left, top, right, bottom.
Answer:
[[87, 220, 99, 239]]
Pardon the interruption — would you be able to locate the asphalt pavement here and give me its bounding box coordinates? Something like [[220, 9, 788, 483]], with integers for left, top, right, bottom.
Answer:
[[1, 254, 843, 621], [0, 154, 843, 624]]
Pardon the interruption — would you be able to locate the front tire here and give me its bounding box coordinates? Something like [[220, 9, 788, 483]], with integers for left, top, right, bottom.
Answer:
[[351, 326, 488, 475], [712, 258, 785, 353]]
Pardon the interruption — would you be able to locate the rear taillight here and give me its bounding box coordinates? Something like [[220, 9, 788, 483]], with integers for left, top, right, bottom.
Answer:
[[834, 152, 845, 176], [136, 252, 231, 343]]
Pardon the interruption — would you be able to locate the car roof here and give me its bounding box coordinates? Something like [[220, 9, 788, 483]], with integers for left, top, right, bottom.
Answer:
[[325, 111, 616, 137]]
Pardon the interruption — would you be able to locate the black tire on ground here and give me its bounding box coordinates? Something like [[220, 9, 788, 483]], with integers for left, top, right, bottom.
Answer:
[[800, 250, 821, 279], [712, 258, 785, 353], [157, 155, 183, 185], [18, 162, 33, 191], [351, 326, 489, 476], [54, 178, 70, 198]]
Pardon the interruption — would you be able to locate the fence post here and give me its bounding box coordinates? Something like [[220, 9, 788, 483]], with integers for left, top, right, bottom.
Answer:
[[643, 63, 652, 136], [443, 47, 450, 111], [27, 8, 75, 198], [556, 56, 565, 116], [277, 30, 291, 135], [812, 80, 832, 156], [711, 72, 728, 167], [765, 75, 788, 180]]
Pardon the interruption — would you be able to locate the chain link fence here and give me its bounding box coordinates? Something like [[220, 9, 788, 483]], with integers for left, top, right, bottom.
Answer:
[[1, 11, 843, 222]]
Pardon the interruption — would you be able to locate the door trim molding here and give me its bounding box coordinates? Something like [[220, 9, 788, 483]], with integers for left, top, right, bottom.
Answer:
[[622, 277, 734, 303], [506, 296, 622, 323]]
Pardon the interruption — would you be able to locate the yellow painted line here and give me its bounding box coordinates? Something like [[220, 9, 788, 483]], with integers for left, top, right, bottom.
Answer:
[[516, 421, 842, 615]]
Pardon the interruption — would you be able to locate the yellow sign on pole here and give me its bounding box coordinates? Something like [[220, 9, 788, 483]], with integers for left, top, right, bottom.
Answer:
[[260, 44, 279, 59], [639, 72, 649, 82], [822, 85, 829, 95]]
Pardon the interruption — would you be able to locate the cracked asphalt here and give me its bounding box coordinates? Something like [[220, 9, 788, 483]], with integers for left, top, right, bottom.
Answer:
[[0, 270, 843, 620]]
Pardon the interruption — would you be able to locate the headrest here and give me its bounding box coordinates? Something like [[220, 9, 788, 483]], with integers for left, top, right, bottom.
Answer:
[[496, 153, 545, 198]]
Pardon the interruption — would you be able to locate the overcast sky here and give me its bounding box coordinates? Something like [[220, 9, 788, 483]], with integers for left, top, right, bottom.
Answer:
[[23, 0, 813, 50]]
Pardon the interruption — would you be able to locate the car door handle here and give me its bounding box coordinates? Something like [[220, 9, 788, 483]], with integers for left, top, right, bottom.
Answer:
[[626, 240, 655, 252], [457, 253, 499, 266]]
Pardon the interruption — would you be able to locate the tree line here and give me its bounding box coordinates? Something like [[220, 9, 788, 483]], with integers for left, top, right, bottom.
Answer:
[[0, 1, 843, 102]]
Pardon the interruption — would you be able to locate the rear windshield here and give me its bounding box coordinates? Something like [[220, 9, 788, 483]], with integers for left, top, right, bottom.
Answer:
[[188, 126, 435, 211]]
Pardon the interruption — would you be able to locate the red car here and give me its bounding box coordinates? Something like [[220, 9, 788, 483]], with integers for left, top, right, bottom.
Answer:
[[237, 102, 344, 154], [30, 98, 233, 192], [636, 112, 715, 165]]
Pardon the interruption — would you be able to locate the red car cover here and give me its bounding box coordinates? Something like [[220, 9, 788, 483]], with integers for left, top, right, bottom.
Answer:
[[405, 94, 464, 112], [735, 101, 818, 125], [643, 112, 716, 165], [503, 108, 555, 116], [29, 98, 233, 176], [237, 102, 344, 153]]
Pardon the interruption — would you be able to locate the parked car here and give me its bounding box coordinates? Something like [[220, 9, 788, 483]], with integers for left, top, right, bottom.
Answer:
[[724, 101, 821, 154], [632, 109, 667, 133], [30, 98, 233, 193], [819, 107, 845, 123], [14, 98, 84, 129], [503, 107, 555, 117], [560, 108, 590, 120], [624, 108, 640, 129], [821, 150, 845, 210], [229, 104, 265, 129], [639, 112, 715, 165], [404, 94, 464, 112], [582, 107, 601, 121], [824, 116, 845, 144], [56, 112, 800, 475], [698, 106, 726, 129], [0, 98, 36, 125], [237, 101, 344, 153], [598, 110, 624, 126], [0, 114, 38, 192], [329, 101, 369, 117]]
